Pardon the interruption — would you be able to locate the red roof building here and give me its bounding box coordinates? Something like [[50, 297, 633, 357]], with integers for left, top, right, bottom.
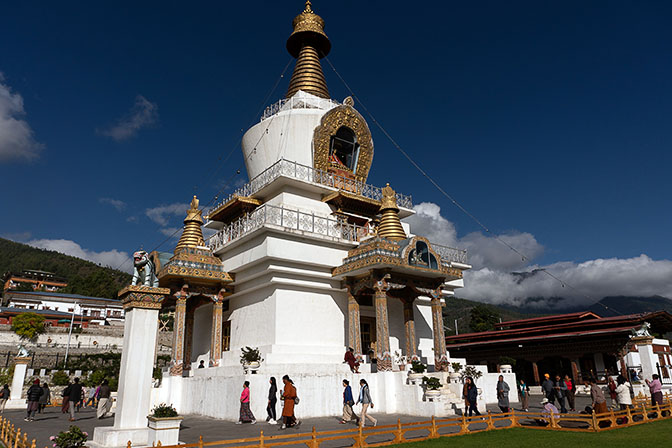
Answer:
[[446, 310, 672, 385]]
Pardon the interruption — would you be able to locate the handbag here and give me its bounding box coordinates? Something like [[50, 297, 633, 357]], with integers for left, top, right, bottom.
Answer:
[[294, 396, 300, 405]]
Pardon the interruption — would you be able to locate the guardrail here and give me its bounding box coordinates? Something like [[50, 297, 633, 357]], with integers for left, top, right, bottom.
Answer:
[[261, 97, 341, 120], [149, 398, 672, 448], [431, 243, 469, 265], [0, 417, 36, 448], [207, 159, 413, 218], [208, 204, 367, 253]]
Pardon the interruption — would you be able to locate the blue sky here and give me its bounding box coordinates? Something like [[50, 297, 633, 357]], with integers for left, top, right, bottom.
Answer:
[[2, 1, 671, 306]]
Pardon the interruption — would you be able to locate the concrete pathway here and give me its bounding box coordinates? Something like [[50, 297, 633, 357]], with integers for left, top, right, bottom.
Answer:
[[0, 395, 597, 448]]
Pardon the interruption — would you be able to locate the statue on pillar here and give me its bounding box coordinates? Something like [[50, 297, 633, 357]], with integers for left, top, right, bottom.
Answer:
[[131, 250, 159, 287]]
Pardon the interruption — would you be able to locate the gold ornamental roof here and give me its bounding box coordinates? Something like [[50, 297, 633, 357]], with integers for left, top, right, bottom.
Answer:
[[377, 184, 407, 241], [285, 1, 330, 99], [174, 196, 205, 254]]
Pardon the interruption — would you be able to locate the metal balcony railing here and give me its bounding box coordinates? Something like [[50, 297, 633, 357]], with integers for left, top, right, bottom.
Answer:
[[207, 159, 413, 216], [432, 243, 469, 265], [208, 204, 367, 253], [261, 96, 341, 120]]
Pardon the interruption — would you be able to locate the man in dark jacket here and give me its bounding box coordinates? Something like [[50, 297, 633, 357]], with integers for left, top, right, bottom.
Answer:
[[553, 374, 568, 413], [541, 374, 555, 404], [68, 378, 83, 421], [25, 379, 43, 421]]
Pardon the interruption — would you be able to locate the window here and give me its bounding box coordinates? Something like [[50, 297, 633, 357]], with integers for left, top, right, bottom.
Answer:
[[329, 127, 359, 172], [222, 321, 231, 352]]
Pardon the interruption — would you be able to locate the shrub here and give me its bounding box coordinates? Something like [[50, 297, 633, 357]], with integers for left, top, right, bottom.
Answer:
[[239, 346, 263, 365], [151, 403, 178, 418], [450, 362, 462, 373], [498, 356, 516, 367], [52, 370, 70, 386], [0, 366, 15, 386], [460, 365, 483, 382], [85, 370, 106, 388], [11, 312, 46, 342], [410, 360, 427, 374], [422, 376, 442, 390], [50, 426, 88, 448]]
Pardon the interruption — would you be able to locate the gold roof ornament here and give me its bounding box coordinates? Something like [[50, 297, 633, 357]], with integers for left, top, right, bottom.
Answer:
[[174, 196, 205, 254], [285, 1, 331, 99], [377, 184, 407, 241]]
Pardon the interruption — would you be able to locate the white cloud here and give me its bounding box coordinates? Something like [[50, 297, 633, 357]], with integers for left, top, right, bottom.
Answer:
[[26, 238, 133, 273], [99, 197, 126, 212], [145, 203, 185, 226], [404, 202, 672, 310], [0, 73, 44, 163], [159, 227, 182, 238], [98, 95, 158, 141]]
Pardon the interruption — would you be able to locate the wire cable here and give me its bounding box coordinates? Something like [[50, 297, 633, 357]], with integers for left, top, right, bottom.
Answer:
[[323, 56, 624, 316]]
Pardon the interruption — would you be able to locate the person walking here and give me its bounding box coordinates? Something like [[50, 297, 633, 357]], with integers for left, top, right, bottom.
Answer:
[[563, 374, 576, 412], [646, 374, 663, 406], [86, 385, 98, 408], [0, 384, 10, 413], [553, 374, 568, 413], [61, 382, 72, 414], [96, 379, 112, 419], [266, 377, 277, 424], [518, 379, 529, 412], [25, 379, 43, 421], [584, 377, 607, 414], [541, 374, 555, 404], [38, 383, 50, 413], [496, 375, 510, 413], [237, 381, 256, 424], [279, 375, 298, 429], [68, 378, 83, 421], [615, 375, 632, 410], [340, 379, 359, 425], [465, 377, 481, 417], [356, 379, 377, 427], [462, 380, 469, 415], [607, 377, 618, 410]]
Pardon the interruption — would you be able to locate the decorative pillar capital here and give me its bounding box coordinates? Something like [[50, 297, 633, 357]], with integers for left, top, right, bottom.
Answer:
[[14, 356, 31, 365], [118, 285, 170, 310], [631, 336, 654, 346]]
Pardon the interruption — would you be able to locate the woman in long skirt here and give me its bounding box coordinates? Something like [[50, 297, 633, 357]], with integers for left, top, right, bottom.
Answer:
[[280, 375, 299, 429], [237, 381, 256, 424]]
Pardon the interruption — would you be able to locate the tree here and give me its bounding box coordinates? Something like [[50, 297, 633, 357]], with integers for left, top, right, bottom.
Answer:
[[469, 304, 500, 332], [11, 312, 46, 343]]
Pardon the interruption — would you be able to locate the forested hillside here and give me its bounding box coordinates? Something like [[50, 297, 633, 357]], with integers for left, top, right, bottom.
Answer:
[[0, 238, 131, 299]]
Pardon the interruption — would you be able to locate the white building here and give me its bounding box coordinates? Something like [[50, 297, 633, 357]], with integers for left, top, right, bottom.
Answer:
[[147, 2, 511, 422], [2, 290, 124, 325]]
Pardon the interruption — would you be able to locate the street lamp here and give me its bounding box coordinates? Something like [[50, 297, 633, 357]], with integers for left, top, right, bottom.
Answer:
[[64, 302, 78, 367]]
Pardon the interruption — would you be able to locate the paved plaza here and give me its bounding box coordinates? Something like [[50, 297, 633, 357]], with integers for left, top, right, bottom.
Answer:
[[0, 395, 597, 448]]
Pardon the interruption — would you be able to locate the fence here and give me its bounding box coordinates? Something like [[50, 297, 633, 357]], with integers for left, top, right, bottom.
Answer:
[[149, 398, 672, 448], [0, 417, 36, 448]]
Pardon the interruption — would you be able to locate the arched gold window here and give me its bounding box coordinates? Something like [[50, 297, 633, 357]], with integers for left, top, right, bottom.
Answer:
[[329, 126, 359, 172]]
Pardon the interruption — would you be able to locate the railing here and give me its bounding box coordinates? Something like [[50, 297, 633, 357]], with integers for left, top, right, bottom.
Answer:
[[0, 417, 37, 448], [150, 399, 672, 448], [207, 159, 413, 217], [261, 97, 341, 120], [432, 243, 469, 265], [208, 204, 366, 253]]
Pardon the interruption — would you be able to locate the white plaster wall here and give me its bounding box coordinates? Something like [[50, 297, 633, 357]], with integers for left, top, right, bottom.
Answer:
[[191, 304, 213, 362], [264, 188, 334, 215], [414, 300, 435, 365], [388, 299, 405, 358], [242, 109, 327, 180], [0, 331, 123, 348]]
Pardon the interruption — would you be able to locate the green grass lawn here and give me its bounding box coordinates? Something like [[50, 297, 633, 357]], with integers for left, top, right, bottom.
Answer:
[[397, 419, 672, 448]]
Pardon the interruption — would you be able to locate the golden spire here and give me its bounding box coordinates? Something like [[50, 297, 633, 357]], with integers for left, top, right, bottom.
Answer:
[[174, 196, 205, 254], [377, 184, 407, 241], [285, 1, 331, 99]]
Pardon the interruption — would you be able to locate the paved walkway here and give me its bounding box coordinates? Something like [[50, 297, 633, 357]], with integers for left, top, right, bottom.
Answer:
[[0, 395, 597, 448]]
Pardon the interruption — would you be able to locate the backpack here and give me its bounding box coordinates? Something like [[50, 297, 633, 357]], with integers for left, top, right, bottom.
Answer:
[[62, 385, 72, 397]]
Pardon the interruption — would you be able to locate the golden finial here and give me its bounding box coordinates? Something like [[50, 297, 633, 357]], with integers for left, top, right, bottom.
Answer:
[[174, 196, 205, 253], [377, 184, 407, 241], [285, 1, 331, 99]]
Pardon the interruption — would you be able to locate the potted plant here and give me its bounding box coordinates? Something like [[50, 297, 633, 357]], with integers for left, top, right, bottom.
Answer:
[[422, 376, 443, 400], [450, 362, 462, 383], [498, 356, 516, 373], [459, 365, 483, 382], [394, 351, 408, 371], [408, 360, 426, 383], [50, 426, 88, 448], [147, 403, 182, 446], [240, 346, 264, 373]]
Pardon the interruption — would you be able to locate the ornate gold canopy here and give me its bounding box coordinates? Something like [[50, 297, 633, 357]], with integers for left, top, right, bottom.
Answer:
[[313, 100, 374, 182]]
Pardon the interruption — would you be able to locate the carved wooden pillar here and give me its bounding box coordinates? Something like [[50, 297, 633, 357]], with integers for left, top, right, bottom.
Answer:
[[532, 361, 540, 385], [430, 290, 448, 371], [347, 288, 363, 362], [403, 299, 418, 361], [184, 305, 195, 370], [571, 359, 580, 385], [210, 298, 223, 367], [374, 278, 392, 371], [170, 295, 187, 375]]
